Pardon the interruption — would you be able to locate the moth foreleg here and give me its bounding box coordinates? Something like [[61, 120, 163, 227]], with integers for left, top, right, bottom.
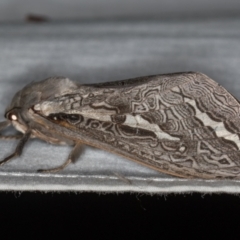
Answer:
[[0, 130, 31, 166], [37, 143, 82, 173], [0, 120, 23, 139], [0, 134, 23, 140]]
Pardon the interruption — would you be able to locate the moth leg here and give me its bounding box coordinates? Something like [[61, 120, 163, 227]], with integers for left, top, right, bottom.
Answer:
[[0, 120, 23, 139], [0, 134, 23, 140], [0, 131, 31, 166], [37, 143, 82, 173]]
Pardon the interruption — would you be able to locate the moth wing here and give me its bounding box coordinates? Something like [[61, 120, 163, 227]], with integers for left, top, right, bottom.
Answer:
[[39, 72, 240, 179]]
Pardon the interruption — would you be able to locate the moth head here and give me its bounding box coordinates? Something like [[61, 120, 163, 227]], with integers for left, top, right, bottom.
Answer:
[[4, 77, 79, 133], [5, 109, 19, 121], [4, 82, 40, 134], [4, 106, 28, 134]]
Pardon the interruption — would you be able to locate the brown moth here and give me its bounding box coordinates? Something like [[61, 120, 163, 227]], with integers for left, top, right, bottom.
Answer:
[[1, 72, 240, 179]]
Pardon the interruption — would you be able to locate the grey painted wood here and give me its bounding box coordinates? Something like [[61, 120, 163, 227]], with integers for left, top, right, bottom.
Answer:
[[0, 19, 240, 192]]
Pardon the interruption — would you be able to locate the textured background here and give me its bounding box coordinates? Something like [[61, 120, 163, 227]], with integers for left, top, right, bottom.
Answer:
[[0, 0, 240, 21], [0, 1, 240, 192]]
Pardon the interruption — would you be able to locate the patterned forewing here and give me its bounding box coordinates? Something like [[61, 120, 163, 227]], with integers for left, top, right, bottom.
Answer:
[[42, 72, 240, 178]]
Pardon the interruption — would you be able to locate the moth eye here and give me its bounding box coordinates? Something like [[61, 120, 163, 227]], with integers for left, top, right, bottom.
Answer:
[[7, 113, 18, 121], [88, 93, 94, 98]]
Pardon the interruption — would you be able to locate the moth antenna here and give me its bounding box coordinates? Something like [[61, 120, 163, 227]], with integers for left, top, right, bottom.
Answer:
[[37, 143, 82, 173], [0, 131, 31, 166]]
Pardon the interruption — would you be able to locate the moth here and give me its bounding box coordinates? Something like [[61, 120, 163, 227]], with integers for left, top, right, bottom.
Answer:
[[0, 72, 240, 179]]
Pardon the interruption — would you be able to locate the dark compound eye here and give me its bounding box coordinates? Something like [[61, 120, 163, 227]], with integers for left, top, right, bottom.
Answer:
[[6, 112, 18, 121]]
